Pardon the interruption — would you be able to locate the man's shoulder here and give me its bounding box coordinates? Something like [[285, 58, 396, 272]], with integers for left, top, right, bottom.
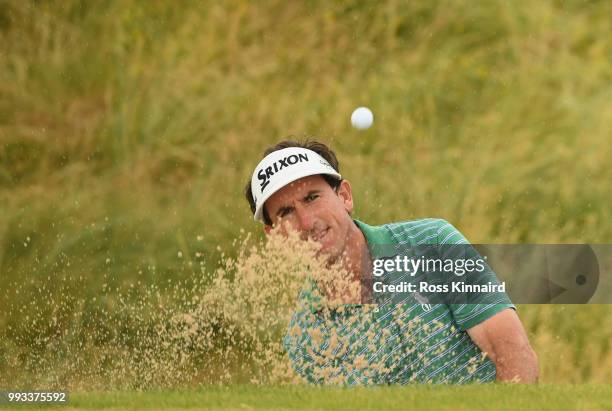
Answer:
[[361, 218, 468, 246], [382, 218, 456, 242], [382, 217, 450, 232]]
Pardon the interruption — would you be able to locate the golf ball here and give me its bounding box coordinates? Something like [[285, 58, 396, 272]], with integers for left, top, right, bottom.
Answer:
[[351, 107, 374, 130]]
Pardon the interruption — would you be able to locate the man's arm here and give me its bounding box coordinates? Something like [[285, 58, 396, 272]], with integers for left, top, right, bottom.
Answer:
[[466, 308, 539, 383]]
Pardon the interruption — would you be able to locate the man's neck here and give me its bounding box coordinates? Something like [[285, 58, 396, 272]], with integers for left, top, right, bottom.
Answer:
[[320, 221, 373, 304], [344, 221, 371, 275], [337, 221, 373, 302]]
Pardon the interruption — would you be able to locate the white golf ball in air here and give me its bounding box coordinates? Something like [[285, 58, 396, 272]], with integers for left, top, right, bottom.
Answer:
[[351, 107, 374, 130]]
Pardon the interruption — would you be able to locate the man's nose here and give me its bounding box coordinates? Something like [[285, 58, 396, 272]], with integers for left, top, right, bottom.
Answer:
[[295, 206, 315, 233]]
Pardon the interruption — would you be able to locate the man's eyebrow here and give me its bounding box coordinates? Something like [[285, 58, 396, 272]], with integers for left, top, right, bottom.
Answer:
[[301, 190, 322, 200], [275, 190, 322, 217], [276, 205, 294, 217]]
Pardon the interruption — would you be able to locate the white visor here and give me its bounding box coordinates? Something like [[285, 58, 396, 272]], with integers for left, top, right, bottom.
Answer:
[[250, 147, 341, 223]]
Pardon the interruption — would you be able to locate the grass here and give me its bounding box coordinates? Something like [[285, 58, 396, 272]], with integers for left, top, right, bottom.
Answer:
[[14, 385, 607, 411], [1, 0, 612, 388]]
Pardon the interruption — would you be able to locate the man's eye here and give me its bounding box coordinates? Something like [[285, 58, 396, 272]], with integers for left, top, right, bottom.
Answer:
[[305, 194, 319, 202], [279, 209, 292, 217]]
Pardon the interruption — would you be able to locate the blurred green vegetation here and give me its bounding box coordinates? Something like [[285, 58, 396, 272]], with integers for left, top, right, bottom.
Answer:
[[69, 385, 612, 411], [1, 0, 612, 386]]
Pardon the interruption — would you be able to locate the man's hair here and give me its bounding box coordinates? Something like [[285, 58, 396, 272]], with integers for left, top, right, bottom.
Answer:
[[244, 139, 342, 226]]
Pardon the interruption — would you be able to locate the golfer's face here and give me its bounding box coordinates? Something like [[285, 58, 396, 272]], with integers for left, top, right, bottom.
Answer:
[[264, 175, 354, 259]]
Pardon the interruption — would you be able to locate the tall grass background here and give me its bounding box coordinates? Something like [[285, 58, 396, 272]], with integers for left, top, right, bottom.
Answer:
[[1, 0, 611, 386]]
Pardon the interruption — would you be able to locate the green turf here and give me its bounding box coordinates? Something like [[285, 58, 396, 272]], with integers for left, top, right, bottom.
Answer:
[[30, 385, 610, 411]]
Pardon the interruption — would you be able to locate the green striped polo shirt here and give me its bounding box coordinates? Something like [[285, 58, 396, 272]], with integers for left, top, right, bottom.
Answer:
[[283, 218, 514, 385]]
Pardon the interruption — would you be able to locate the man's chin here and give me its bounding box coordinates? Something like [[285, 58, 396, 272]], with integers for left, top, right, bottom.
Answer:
[[316, 245, 342, 267], [314, 243, 329, 256]]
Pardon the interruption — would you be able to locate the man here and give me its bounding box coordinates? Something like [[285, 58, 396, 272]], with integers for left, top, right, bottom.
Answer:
[[244, 139, 539, 385]]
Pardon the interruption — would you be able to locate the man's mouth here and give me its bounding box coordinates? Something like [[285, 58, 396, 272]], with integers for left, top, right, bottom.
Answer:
[[312, 227, 330, 242]]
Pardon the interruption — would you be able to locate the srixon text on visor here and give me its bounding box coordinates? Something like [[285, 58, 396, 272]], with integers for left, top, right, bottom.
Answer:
[[258, 153, 309, 191]]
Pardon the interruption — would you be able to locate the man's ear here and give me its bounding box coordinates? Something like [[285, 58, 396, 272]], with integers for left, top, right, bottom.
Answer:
[[336, 179, 354, 214]]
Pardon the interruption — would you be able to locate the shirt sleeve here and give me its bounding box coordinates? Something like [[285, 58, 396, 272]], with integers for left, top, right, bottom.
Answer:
[[435, 219, 515, 331]]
